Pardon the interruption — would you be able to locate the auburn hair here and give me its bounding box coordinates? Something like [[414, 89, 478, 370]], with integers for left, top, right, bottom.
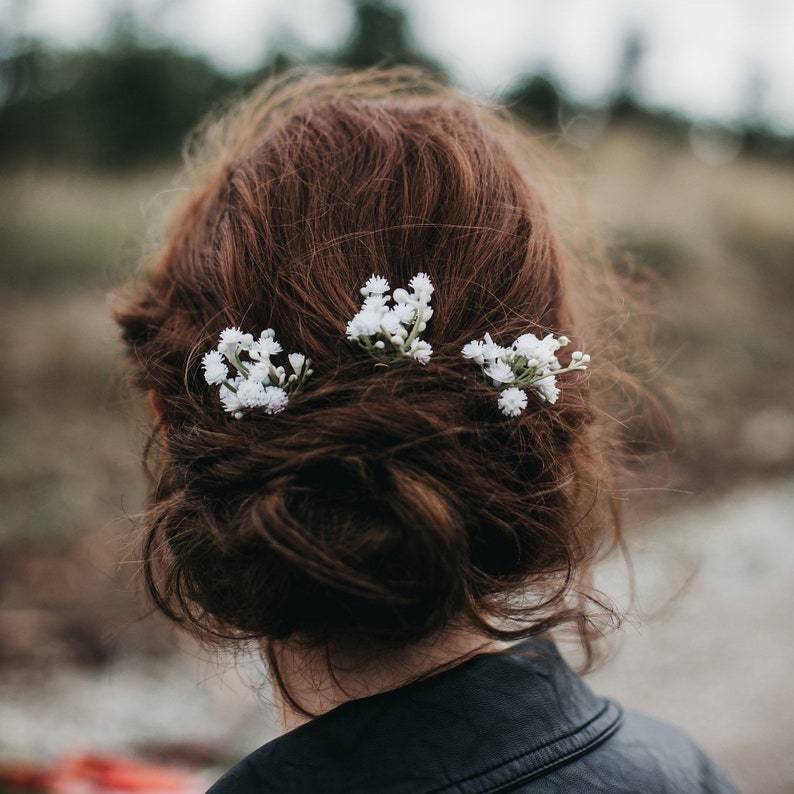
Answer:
[[117, 69, 632, 679]]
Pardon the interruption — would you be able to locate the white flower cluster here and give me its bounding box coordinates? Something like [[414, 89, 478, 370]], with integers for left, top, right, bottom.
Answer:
[[346, 272, 434, 364], [202, 327, 313, 419], [462, 331, 590, 417]]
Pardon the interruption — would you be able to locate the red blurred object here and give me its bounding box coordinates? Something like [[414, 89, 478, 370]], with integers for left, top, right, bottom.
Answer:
[[0, 752, 205, 793]]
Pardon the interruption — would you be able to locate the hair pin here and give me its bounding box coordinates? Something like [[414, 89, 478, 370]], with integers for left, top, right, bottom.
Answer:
[[202, 327, 313, 418], [346, 272, 434, 364], [462, 332, 589, 416]]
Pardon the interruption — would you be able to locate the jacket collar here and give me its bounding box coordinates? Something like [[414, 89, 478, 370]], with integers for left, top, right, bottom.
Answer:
[[220, 637, 622, 793]]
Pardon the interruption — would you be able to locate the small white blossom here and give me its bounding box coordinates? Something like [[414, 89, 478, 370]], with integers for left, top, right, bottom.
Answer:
[[219, 382, 244, 414], [236, 379, 267, 408], [463, 328, 587, 416], [391, 287, 411, 305], [247, 362, 272, 384], [346, 272, 435, 366], [462, 340, 486, 364], [392, 302, 415, 324], [361, 274, 390, 296], [512, 333, 561, 370], [218, 327, 249, 357], [288, 353, 306, 375], [481, 333, 507, 363], [498, 387, 528, 417], [347, 308, 384, 338], [363, 294, 389, 309], [202, 350, 229, 385], [534, 375, 560, 404], [254, 336, 283, 359], [262, 386, 289, 414], [380, 309, 404, 335], [485, 359, 515, 385], [206, 326, 311, 418], [408, 339, 433, 364], [409, 272, 434, 297]]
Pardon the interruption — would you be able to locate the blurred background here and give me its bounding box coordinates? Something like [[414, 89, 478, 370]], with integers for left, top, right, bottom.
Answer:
[[0, 1, 792, 792]]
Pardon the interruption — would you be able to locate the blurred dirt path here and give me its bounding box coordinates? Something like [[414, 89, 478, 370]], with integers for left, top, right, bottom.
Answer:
[[1, 478, 792, 792], [588, 477, 794, 794]]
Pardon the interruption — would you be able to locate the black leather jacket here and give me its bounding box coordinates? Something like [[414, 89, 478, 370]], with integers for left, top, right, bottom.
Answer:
[[207, 638, 738, 793]]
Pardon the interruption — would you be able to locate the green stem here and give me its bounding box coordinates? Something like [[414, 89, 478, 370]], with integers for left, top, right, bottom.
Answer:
[[402, 299, 427, 349], [506, 362, 587, 391], [229, 353, 249, 378]]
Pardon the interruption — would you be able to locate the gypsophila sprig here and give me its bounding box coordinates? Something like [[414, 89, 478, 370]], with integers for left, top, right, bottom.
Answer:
[[462, 331, 589, 416], [202, 327, 313, 419], [346, 272, 434, 364]]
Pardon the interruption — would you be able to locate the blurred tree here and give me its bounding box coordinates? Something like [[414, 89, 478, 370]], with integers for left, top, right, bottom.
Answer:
[[334, 0, 444, 78], [80, 44, 234, 165], [0, 0, 789, 168], [503, 74, 561, 130], [0, 37, 234, 167], [609, 28, 645, 120]]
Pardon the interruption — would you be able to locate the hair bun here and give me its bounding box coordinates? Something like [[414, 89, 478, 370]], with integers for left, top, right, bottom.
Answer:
[[151, 392, 479, 645]]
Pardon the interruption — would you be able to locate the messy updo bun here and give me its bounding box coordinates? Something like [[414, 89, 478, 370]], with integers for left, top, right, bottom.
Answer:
[[117, 69, 627, 671]]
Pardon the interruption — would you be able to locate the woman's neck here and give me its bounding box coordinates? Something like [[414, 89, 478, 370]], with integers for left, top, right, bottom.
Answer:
[[271, 629, 505, 732]]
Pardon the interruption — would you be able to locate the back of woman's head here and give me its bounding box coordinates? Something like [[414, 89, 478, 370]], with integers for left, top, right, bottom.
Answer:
[[117, 69, 622, 662]]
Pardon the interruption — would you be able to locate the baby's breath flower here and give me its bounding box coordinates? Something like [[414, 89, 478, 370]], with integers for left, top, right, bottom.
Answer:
[[204, 326, 311, 418], [512, 333, 560, 370], [262, 386, 289, 414], [481, 332, 507, 362], [363, 294, 389, 309], [463, 330, 588, 416], [408, 339, 433, 364], [381, 310, 404, 335], [409, 272, 434, 297], [237, 379, 267, 408], [218, 327, 250, 357], [534, 375, 560, 404], [392, 302, 415, 324], [219, 382, 244, 414], [485, 359, 515, 385], [254, 337, 283, 359], [462, 340, 487, 364], [202, 350, 229, 385], [497, 387, 528, 417], [346, 272, 434, 365], [288, 353, 306, 376], [247, 362, 272, 384], [347, 308, 384, 339], [362, 274, 390, 296]]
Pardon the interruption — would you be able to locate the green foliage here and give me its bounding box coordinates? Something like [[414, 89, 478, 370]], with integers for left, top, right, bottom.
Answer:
[[504, 75, 561, 130], [1, 0, 792, 167], [0, 40, 235, 167], [335, 0, 444, 77]]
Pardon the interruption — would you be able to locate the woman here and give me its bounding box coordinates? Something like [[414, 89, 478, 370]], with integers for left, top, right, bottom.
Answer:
[[117, 69, 737, 792]]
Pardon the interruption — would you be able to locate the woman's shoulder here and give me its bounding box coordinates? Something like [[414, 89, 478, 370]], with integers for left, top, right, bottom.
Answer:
[[205, 639, 738, 793], [541, 708, 739, 793]]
